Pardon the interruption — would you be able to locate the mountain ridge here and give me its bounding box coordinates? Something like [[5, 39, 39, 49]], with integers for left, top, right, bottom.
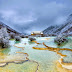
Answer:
[[43, 14, 72, 36], [0, 21, 22, 35]]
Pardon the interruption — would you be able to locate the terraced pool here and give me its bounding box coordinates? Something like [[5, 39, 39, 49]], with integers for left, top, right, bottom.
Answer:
[[0, 37, 72, 72]]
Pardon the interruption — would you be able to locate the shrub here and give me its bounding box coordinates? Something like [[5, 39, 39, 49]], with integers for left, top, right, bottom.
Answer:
[[15, 36, 21, 41]]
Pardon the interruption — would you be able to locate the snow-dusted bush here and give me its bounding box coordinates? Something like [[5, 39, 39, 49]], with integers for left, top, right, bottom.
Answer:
[[9, 32, 15, 39], [20, 34, 24, 38], [24, 35, 28, 38], [0, 27, 10, 48], [28, 36, 36, 41], [54, 34, 68, 45], [0, 39, 9, 48], [15, 36, 21, 41]]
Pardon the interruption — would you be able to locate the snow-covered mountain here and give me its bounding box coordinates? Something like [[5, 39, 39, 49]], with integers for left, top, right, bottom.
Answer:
[[43, 14, 72, 36], [0, 21, 21, 35]]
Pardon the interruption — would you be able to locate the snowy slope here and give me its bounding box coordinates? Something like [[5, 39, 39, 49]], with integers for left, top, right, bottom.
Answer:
[[0, 21, 21, 35], [43, 14, 72, 36]]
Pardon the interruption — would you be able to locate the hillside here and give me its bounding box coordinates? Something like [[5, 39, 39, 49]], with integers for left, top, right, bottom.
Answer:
[[0, 21, 21, 35], [43, 14, 72, 36]]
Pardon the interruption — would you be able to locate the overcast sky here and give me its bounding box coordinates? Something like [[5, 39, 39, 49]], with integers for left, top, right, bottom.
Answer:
[[0, 0, 72, 34]]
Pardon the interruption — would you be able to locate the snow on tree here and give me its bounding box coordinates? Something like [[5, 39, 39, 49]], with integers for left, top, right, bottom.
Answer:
[[0, 27, 10, 48]]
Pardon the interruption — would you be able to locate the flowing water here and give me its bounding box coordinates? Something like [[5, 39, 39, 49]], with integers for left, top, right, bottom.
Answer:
[[0, 37, 72, 72]]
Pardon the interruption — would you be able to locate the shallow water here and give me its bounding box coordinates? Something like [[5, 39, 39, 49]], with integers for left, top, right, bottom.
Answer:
[[0, 37, 72, 72]]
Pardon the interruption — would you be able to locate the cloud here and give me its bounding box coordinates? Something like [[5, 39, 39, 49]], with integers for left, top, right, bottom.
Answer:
[[0, 10, 37, 25], [13, 13, 37, 24], [0, 0, 72, 34], [0, 10, 16, 21]]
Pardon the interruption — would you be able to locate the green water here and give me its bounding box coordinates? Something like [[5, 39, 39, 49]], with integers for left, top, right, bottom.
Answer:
[[0, 37, 72, 72]]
